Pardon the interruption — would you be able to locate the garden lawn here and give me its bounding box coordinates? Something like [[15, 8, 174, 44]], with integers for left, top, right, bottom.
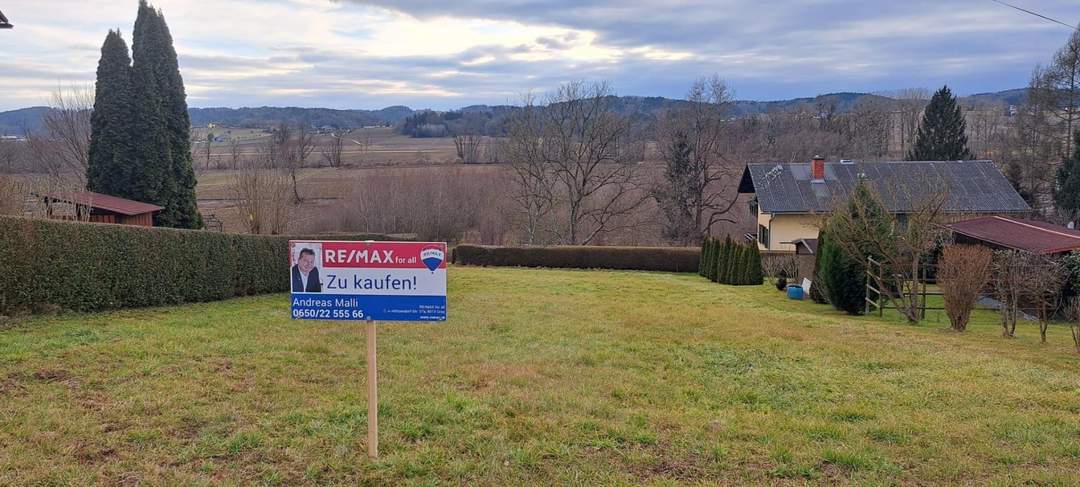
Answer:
[[1, 266, 1079, 485]]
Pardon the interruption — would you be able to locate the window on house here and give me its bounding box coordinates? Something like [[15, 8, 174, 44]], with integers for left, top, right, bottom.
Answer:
[[758, 224, 770, 249]]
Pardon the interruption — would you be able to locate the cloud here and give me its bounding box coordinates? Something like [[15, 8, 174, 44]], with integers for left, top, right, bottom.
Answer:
[[0, 0, 1077, 110]]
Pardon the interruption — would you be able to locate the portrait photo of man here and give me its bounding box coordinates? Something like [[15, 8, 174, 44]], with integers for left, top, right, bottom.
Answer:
[[291, 246, 322, 293]]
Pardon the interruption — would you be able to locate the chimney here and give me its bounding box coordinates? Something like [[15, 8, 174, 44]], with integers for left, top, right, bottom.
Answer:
[[811, 155, 825, 182]]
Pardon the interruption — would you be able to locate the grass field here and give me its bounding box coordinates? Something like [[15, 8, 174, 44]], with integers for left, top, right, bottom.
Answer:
[[2, 267, 1079, 485]]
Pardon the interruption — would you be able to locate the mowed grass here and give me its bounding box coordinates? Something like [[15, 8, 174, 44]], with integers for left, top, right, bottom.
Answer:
[[1, 267, 1079, 485]]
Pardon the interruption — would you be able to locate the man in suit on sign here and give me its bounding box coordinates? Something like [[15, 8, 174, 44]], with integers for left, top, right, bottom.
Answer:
[[291, 247, 322, 293]]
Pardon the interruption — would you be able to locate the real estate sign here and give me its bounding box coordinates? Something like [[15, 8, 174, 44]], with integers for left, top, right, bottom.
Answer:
[[288, 240, 447, 321]]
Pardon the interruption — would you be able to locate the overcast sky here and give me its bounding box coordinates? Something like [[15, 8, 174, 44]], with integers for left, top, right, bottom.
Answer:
[[1, 0, 1079, 111]]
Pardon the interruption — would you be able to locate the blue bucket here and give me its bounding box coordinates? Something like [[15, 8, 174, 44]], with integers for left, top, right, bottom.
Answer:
[[786, 285, 804, 300]]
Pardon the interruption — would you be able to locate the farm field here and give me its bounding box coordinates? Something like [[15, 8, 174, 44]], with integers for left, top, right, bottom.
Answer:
[[1, 266, 1078, 485]]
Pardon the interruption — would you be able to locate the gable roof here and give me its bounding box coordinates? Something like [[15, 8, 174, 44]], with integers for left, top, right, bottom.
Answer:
[[946, 216, 1080, 254], [738, 160, 1030, 214], [38, 191, 163, 216]]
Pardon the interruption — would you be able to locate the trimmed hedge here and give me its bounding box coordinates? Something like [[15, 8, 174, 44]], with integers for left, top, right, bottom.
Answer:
[[451, 244, 700, 272], [0, 216, 410, 315]]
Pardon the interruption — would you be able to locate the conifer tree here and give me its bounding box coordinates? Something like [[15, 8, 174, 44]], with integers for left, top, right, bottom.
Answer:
[[131, 1, 201, 228], [88, 30, 135, 196], [1055, 131, 1080, 212], [730, 244, 747, 285], [740, 244, 753, 285], [698, 237, 709, 277], [719, 237, 733, 283], [713, 238, 726, 283], [907, 85, 974, 161], [711, 238, 722, 282], [747, 243, 764, 285], [129, 1, 168, 210]]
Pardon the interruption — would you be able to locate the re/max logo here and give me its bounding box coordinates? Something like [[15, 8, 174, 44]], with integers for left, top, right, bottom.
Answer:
[[324, 249, 395, 265]]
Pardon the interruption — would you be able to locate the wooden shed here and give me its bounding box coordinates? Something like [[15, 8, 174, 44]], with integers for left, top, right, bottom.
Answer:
[[945, 215, 1080, 255], [36, 191, 162, 226]]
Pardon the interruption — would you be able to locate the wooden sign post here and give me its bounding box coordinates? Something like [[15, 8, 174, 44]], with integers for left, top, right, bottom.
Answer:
[[366, 317, 378, 458]]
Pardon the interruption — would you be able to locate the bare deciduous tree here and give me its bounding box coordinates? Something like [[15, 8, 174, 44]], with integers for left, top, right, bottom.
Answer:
[[993, 250, 1029, 338], [1027, 254, 1065, 343], [231, 142, 291, 235], [24, 85, 92, 186], [228, 138, 242, 170], [264, 123, 316, 203], [1065, 296, 1080, 352], [321, 132, 345, 168], [507, 81, 647, 245], [454, 134, 483, 164], [0, 176, 27, 215], [652, 76, 741, 244], [505, 94, 557, 244], [1032, 27, 1080, 160]]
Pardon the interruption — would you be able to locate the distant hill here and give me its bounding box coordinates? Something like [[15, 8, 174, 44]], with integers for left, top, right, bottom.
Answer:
[[0, 106, 50, 135], [186, 105, 415, 129], [0, 89, 1027, 135], [964, 88, 1027, 107]]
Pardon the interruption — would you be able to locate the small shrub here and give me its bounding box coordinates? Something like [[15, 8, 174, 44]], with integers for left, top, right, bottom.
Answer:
[[938, 244, 992, 331]]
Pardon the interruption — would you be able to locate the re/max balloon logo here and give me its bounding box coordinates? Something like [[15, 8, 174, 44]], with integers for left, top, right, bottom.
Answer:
[[420, 247, 444, 272]]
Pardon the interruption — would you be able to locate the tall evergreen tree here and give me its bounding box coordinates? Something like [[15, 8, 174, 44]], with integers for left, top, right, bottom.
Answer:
[[747, 243, 763, 285], [87, 30, 135, 196], [1055, 131, 1080, 212], [129, 1, 168, 211], [131, 1, 201, 228], [907, 86, 974, 161]]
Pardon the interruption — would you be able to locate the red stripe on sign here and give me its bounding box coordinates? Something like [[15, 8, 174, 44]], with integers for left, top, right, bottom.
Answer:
[[300, 241, 448, 269]]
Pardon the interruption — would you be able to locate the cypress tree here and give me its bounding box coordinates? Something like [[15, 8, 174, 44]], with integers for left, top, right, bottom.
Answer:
[[822, 237, 865, 315], [747, 243, 764, 285], [129, 1, 169, 212], [87, 30, 135, 196], [700, 237, 712, 278], [712, 238, 725, 283], [131, 1, 201, 228], [1056, 131, 1080, 212], [718, 237, 733, 284], [907, 85, 974, 161], [738, 244, 747, 285], [711, 238, 722, 282], [154, 7, 201, 229], [734, 244, 748, 285], [698, 237, 706, 277]]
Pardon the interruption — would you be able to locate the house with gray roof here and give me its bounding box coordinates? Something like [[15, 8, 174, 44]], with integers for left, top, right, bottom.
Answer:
[[737, 157, 1030, 252]]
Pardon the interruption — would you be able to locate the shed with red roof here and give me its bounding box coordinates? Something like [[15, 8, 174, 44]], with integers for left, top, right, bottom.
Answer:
[[945, 216, 1080, 255], [35, 191, 163, 227]]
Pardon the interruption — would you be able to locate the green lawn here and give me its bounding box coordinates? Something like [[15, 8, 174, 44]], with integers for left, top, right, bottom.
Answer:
[[1, 267, 1079, 485]]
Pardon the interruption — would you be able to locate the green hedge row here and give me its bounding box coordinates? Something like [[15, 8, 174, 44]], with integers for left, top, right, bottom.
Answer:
[[0, 216, 409, 315], [699, 236, 763, 285], [451, 244, 700, 272]]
